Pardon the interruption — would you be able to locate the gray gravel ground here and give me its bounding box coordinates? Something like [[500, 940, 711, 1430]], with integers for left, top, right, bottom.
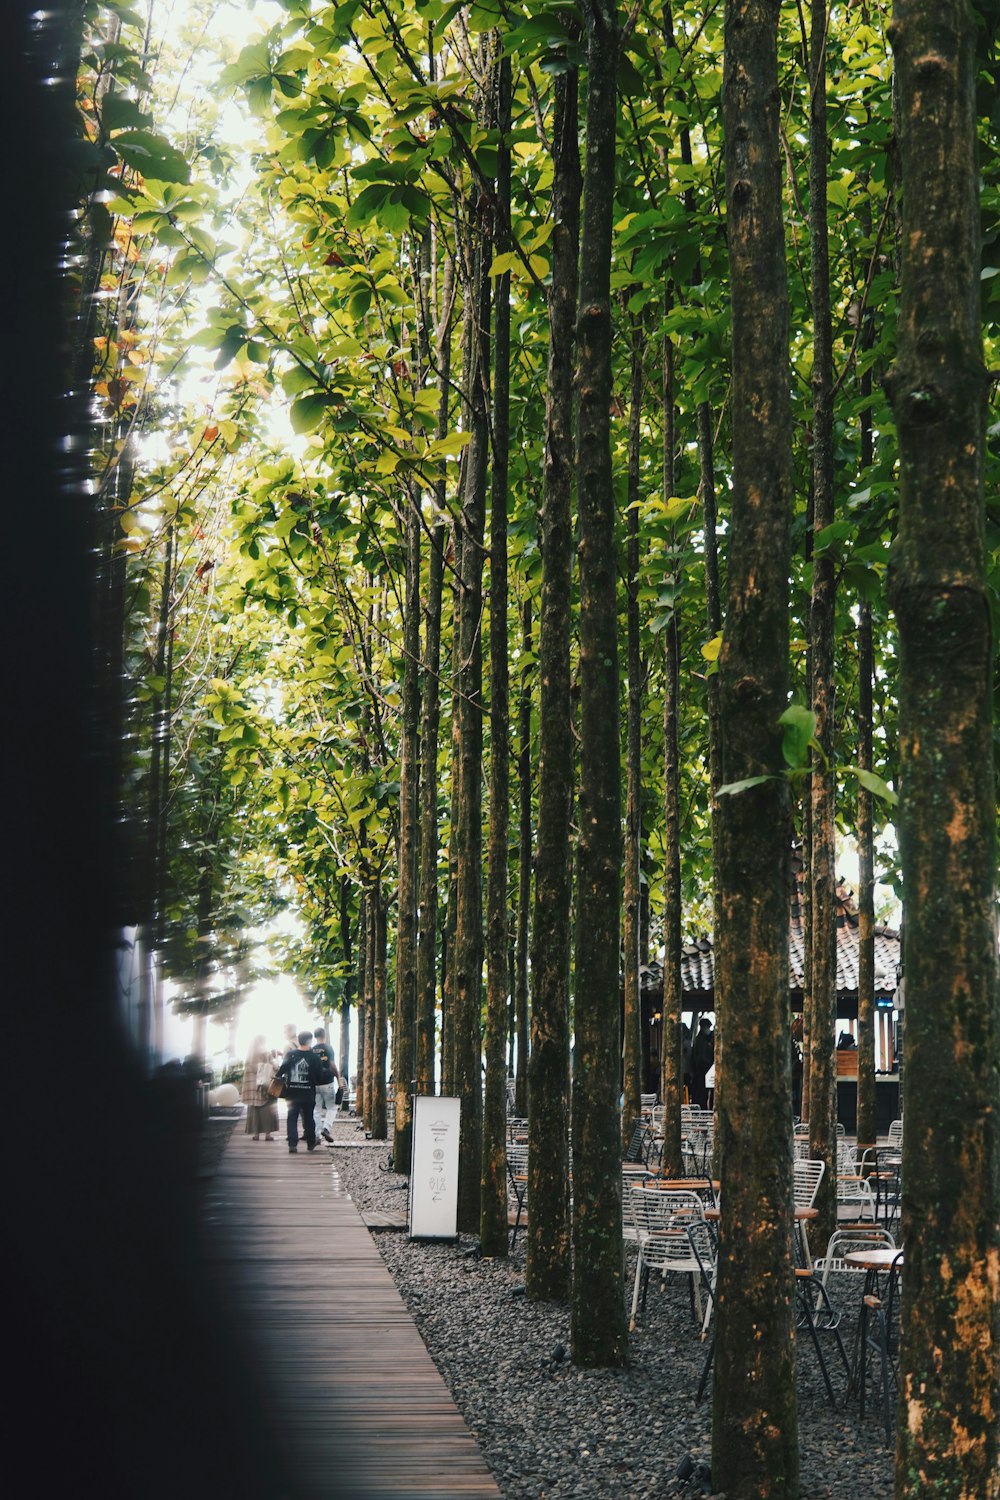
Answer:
[[327, 1118, 896, 1500]]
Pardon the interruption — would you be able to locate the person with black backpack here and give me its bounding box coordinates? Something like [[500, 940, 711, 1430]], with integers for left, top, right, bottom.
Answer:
[[274, 1031, 324, 1153], [312, 1026, 341, 1143]]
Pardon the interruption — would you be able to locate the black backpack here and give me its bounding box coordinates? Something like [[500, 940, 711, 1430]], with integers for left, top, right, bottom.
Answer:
[[313, 1046, 334, 1086]]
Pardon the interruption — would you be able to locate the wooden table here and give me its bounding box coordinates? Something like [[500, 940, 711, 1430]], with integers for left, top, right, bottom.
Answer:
[[844, 1247, 904, 1408], [844, 1247, 902, 1271]]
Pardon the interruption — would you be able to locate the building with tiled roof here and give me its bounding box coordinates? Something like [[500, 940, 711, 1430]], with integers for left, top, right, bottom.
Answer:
[[638, 870, 901, 1017], [635, 869, 902, 1125]]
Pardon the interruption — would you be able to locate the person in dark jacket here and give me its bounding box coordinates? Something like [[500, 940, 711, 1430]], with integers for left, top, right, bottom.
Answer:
[[275, 1030, 323, 1153], [312, 1025, 341, 1143], [689, 1017, 715, 1109]]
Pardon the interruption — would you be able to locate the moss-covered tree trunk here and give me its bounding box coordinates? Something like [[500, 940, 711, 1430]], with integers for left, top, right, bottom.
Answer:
[[393, 482, 422, 1171], [855, 601, 876, 1150], [660, 302, 683, 1174], [671, 21, 724, 1135], [338, 874, 353, 1092], [805, 0, 838, 1254], [415, 252, 454, 1100], [354, 893, 367, 1112], [887, 3, 999, 1491], [570, 0, 626, 1370], [854, 112, 878, 1158], [622, 311, 644, 1147], [661, 616, 684, 1172], [514, 595, 532, 1119], [454, 83, 494, 1228], [371, 880, 389, 1141], [441, 523, 464, 1099], [481, 52, 512, 1258], [525, 58, 579, 1304], [712, 0, 798, 1490], [363, 882, 376, 1129]]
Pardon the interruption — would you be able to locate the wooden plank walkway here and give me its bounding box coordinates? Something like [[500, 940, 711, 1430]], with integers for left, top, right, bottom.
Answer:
[[201, 1132, 500, 1499]]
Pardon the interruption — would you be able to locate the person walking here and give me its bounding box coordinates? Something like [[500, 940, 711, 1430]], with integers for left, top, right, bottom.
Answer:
[[275, 1030, 323, 1153], [312, 1026, 341, 1143], [241, 1035, 277, 1141]]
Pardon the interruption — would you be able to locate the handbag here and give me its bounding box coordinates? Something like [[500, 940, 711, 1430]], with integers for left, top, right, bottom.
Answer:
[[335, 1079, 345, 1106], [256, 1059, 275, 1090], [268, 1074, 285, 1099]]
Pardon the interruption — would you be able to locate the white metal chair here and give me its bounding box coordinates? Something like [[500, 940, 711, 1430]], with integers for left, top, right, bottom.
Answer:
[[506, 1142, 529, 1247], [814, 1226, 897, 1289], [837, 1172, 879, 1223], [626, 1185, 705, 1329], [793, 1157, 825, 1209]]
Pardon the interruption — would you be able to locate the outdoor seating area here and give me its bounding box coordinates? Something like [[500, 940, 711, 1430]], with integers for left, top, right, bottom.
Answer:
[[611, 1098, 905, 1446]]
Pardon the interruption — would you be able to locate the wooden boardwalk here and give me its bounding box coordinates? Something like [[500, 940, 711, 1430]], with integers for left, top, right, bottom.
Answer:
[[201, 1132, 500, 1499]]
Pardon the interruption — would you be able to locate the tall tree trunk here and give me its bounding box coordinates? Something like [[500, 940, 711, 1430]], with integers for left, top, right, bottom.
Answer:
[[661, 620, 684, 1171], [481, 51, 512, 1258], [454, 57, 496, 1229], [148, 521, 174, 940], [805, 0, 839, 1256], [514, 595, 532, 1118], [415, 253, 454, 1098], [712, 0, 798, 1491], [670, 8, 723, 1125], [441, 521, 464, 1099], [621, 312, 644, 1147], [393, 480, 422, 1172], [570, 0, 625, 1370], [660, 300, 683, 1174], [855, 602, 876, 1149], [887, 3, 999, 1491], [339, 875, 353, 1095], [364, 884, 376, 1129], [855, 300, 877, 1151], [355, 891, 367, 1111], [525, 56, 580, 1304], [371, 880, 389, 1140]]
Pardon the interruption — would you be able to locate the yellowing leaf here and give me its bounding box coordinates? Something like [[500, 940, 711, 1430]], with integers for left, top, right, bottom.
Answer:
[[490, 251, 517, 279]]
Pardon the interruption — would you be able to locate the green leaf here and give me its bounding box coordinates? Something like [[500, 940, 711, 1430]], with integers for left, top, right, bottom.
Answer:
[[716, 776, 773, 797], [426, 431, 471, 458], [290, 393, 331, 434], [214, 325, 247, 369], [843, 766, 899, 806], [345, 182, 392, 228], [111, 129, 190, 184], [102, 95, 153, 132], [489, 251, 518, 278], [185, 226, 216, 260], [779, 704, 819, 770], [813, 520, 853, 555]]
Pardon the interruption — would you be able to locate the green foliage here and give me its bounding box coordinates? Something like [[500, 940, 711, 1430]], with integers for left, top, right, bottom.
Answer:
[[73, 0, 998, 1020]]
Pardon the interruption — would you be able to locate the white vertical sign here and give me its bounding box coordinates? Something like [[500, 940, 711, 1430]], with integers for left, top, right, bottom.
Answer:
[[408, 1095, 461, 1239]]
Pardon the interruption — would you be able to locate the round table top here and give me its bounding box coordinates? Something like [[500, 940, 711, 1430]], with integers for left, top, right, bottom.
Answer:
[[703, 1205, 818, 1222], [843, 1248, 903, 1269], [646, 1177, 717, 1191]]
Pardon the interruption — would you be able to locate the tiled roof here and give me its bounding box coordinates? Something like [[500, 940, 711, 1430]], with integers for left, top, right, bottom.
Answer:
[[641, 879, 901, 1003]]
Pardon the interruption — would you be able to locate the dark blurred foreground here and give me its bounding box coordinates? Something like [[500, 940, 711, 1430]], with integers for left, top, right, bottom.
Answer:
[[2, 8, 292, 1494]]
